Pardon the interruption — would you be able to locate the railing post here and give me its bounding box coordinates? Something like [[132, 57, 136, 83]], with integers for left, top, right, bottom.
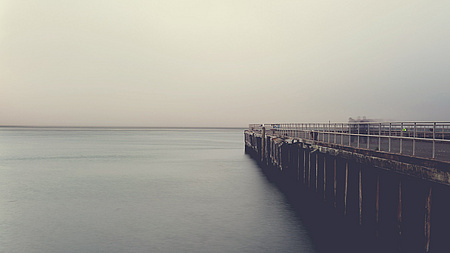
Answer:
[[432, 122, 436, 159], [322, 123, 325, 142], [304, 123, 307, 139], [321, 123, 323, 142], [413, 123, 416, 156], [367, 123, 370, 149], [324, 123, 326, 142], [301, 123, 303, 139], [389, 123, 392, 152], [293, 123, 295, 138], [442, 123, 445, 140], [357, 123, 360, 148], [321, 123, 324, 142], [327, 122, 330, 143], [348, 124, 351, 146], [400, 122, 403, 154], [301, 123, 304, 139], [378, 123, 381, 151], [306, 123, 308, 139], [334, 123, 337, 144], [295, 123, 297, 138], [315, 123, 317, 141]]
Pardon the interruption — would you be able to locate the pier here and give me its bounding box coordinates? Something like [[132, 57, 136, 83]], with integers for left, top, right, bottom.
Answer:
[[245, 121, 450, 253]]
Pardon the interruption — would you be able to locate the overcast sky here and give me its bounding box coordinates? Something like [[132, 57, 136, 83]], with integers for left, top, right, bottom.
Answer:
[[1, 0, 449, 127]]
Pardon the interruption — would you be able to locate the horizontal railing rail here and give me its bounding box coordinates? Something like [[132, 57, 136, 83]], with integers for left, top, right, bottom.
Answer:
[[248, 122, 450, 162]]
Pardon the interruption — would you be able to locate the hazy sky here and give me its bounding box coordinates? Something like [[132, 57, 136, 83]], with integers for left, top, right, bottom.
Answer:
[[1, 0, 449, 127]]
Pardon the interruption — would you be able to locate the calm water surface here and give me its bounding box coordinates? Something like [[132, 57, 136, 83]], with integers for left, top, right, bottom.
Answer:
[[0, 128, 316, 253]]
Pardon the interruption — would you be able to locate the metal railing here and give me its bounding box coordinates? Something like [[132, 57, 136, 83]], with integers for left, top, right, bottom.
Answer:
[[249, 122, 450, 162]]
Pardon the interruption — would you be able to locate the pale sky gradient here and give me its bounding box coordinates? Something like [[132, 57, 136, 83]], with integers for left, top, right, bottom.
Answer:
[[1, 0, 449, 127]]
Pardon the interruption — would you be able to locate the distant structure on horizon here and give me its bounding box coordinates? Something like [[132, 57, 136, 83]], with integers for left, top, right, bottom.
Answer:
[[348, 116, 375, 123]]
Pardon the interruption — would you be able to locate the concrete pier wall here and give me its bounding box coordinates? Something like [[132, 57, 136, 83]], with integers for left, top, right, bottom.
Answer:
[[245, 130, 450, 253]]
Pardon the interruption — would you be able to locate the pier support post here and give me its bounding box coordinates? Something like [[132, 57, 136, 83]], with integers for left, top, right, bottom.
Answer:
[[359, 168, 363, 226], [261, 127, 265, 162], [323, 156, 326, 200], [344, 162, 349, 216], [376, 175, 380, 238], [297, 147, 301, 182], [315, 153, 319, 192], [334, 158, 337, 208], [303, 149, 307, 185], [397, 180, 402, 251], [425, 186, 432, 253], [308, 152, 312, 189]]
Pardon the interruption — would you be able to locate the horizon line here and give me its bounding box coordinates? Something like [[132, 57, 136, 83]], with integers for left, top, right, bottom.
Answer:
[[0, 125, 247, 129]]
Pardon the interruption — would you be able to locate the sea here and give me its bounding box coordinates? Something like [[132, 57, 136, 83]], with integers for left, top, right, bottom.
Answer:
[[0, 127, 316, 253]]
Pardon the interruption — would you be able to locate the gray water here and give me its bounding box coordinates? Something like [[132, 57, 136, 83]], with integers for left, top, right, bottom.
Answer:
[[0, 128, 316, 253]]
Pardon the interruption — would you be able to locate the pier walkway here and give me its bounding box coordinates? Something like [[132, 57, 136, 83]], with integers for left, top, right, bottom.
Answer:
[[249, 121, 450, 162]]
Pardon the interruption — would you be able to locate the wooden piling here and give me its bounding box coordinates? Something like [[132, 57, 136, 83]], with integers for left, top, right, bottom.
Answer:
[[297, 148, 301, 182], [344, 162, 349, 216], [334, 158, 337, 208], [359, 168, 363, 226], [323, 156, 326, 200], [315, 153, 318, 192], [376, 175, 380, 238], [308, 152, 311, 189], [303, 149, 307, 185], [397, 180, 402, 251], [424, 186, 432, 253], [261, 127, 265, 162]]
